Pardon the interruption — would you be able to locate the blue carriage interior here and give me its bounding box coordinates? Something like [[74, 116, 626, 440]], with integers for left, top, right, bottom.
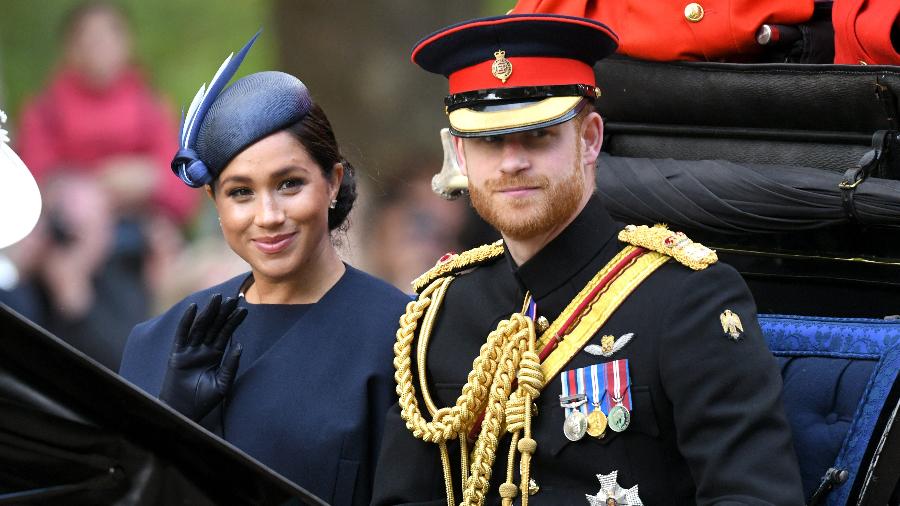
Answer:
[[594, 56, 900, 504], [760, 315, 900, 505]]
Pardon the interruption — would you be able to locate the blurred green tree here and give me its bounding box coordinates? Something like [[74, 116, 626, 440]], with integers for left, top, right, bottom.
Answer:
[[0, 0, 275, 130], [0, 0, 516, 176], [482, 0, 517, 15], [270, 0, 518, 185]]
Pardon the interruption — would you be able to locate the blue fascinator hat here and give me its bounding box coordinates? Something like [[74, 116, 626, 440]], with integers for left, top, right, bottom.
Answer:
[[171, 32, 313, 187]]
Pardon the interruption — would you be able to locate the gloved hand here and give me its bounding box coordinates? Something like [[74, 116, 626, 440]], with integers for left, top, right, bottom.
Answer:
[[159, 294, 247, 421]]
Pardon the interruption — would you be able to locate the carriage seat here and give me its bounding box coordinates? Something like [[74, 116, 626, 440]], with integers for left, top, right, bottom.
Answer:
[[759, 314, 900, 505]]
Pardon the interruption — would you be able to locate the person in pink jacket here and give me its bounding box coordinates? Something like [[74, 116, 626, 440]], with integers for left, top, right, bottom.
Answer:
[[11, 1, 196, 369]]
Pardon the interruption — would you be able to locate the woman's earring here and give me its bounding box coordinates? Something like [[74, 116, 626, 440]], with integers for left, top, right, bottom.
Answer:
[[329, 199, 337, 209], [217, 216, 222, 227]]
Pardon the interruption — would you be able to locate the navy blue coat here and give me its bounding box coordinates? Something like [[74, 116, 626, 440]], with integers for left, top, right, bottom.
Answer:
[[120, 265, 409, 505]]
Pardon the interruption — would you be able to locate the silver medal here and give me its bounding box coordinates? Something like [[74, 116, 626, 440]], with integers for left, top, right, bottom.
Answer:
[[564, 410, 589, 441], [607, 404, 631, 432]]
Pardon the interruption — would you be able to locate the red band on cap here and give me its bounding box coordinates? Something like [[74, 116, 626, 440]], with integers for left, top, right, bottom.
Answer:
[[448, 57, 595, 94]]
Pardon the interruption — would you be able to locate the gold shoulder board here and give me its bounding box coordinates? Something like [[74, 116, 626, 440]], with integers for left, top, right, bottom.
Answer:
[[617, 224, 717, 270], [412, 240, 505, 293]]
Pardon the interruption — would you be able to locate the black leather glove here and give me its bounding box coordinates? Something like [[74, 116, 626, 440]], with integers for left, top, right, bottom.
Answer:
[[159, 294, 247, 422]]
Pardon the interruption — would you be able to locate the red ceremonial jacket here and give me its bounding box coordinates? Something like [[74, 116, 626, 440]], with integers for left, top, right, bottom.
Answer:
[[17, 68, 197, 223], [833, 0, 900, 65], [511, 0, 814, 62]]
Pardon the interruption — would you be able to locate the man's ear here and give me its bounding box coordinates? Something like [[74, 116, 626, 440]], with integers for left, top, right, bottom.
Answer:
[[451, 135, 468, 176], [580, 111, 603, 167]]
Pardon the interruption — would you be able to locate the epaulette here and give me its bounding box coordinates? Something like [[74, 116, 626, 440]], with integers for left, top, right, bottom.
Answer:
[[618, 224, 717, 270], [412, 240, 505, 293]]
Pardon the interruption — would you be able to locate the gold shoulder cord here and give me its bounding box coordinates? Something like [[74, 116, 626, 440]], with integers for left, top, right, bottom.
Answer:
[[396, 228, 706, 506], [396, 272, 542, 506]]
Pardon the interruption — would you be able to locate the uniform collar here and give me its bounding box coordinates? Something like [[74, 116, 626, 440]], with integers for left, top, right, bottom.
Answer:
[[508, 193, 619, 300]]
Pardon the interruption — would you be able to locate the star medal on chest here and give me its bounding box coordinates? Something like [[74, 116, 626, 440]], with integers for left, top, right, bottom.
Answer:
[[585, 470, 643, 506]]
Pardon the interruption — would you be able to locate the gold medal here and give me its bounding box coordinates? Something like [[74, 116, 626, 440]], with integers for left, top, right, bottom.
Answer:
[[586, 409, 607, 437]]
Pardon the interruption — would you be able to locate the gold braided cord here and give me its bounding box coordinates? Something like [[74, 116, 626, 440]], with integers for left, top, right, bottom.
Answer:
[[396, 245, 670, 506], [500, 430, 520, 506], [515, 353, 541, 506], [395, 281, 543, 506], [439, 441, 455, 506], [395, 282, 517, 470], [460, 434, 469, 488], [418, 276, 454, 416], [412, 241, 504, 293], [461, 314, 539, 506]]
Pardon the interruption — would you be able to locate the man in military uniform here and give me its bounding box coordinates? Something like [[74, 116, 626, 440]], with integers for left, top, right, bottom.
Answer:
[[372, 13, 804, 506]]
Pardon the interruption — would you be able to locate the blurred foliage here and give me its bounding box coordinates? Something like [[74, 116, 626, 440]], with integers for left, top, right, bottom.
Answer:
[[481, 0, 517, 15], [0, 0, 275, 128]]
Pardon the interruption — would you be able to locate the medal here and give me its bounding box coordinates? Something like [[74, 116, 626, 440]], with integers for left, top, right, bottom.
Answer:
[[560, 394, 588, 441], [586, 363, 607, 438], [586, 470, 643, 506], [586, 409, 607, 437], [564, 409, 589, 441], [602, 359, 633, 433], [560, 365, 590, 441], [607, 404, 631, 432]]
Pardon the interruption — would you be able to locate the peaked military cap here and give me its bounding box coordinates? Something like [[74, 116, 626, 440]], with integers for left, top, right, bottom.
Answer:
[[412, 14, 618, 137]]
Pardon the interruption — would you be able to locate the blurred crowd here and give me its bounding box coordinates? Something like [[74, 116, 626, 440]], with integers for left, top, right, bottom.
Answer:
[[0, 1, 496, 370]]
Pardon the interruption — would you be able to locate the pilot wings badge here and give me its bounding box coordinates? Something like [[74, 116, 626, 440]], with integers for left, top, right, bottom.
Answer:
[[584, 333, 634, 358], [586, 471, 642, 506], [720, 309, 744, 341]]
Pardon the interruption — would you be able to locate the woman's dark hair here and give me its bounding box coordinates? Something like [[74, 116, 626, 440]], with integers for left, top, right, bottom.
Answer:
[[285, 103, 357, 231]]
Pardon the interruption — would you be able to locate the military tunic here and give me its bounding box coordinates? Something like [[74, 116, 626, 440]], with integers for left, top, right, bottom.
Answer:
[[372, 195, 804, 505]]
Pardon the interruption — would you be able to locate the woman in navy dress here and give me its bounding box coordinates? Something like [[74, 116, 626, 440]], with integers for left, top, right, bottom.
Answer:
[[118, 35, 409, 505]]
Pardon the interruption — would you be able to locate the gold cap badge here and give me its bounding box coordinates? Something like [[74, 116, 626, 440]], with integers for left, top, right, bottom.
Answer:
[[720, 309, 744, 341], [601, 335, 616, 355], [491, 49, 513, 83]]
